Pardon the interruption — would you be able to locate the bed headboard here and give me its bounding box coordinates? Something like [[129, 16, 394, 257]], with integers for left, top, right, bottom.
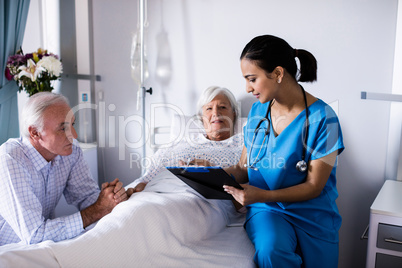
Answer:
[[151, 96, 255, 151], [151, 114, 202, 150], [151, 114, 247, 151]]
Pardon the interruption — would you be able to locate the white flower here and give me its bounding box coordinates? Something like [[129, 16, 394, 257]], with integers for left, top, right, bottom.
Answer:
[[17, 59, 44, 82], [37, 56, 63, 76]]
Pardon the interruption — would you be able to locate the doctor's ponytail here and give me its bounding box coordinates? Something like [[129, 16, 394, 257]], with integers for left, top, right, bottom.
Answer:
[[294, 49, 317, 82], [240, 35, 317, 83]]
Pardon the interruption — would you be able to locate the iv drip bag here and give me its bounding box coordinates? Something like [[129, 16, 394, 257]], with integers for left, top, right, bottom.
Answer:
[[130, 30, 149, 86], [131, 29, 149, 110]]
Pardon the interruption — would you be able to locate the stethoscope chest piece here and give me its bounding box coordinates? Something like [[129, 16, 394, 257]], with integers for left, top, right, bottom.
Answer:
[[296, 160, 308, 173]]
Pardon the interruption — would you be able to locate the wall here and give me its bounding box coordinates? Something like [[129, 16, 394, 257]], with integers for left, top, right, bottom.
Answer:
[[20, 0, 399, 267], [387, 0, 402, 182]]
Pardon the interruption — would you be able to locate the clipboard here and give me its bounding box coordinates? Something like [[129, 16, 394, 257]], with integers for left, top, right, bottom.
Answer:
[[166, 166, 243, 200]]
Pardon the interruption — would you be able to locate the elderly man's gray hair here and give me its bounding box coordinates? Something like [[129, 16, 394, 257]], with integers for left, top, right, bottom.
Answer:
[[20, 92, 69, 138]]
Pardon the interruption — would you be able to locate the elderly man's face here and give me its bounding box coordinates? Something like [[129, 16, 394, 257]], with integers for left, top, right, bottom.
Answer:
[[34, 103, 77, 161], [202, 94, 235, 141]]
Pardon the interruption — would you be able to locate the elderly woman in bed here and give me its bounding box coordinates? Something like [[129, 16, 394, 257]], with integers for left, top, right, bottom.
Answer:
[[126, 85, 243, 195]]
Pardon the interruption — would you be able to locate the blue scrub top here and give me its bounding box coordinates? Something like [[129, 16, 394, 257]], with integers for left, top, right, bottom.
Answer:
[[244, 99, 344, 243]]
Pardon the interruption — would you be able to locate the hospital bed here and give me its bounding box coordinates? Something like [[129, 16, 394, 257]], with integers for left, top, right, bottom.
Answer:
[[0, 114, 255, 268]]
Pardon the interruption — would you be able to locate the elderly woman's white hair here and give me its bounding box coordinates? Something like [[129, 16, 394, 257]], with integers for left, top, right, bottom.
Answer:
[[196, 86, 240, 125], [20, 92, 69, 138]]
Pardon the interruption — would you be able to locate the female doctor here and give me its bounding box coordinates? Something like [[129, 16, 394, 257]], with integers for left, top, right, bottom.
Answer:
[[223, 35, 344, 268]]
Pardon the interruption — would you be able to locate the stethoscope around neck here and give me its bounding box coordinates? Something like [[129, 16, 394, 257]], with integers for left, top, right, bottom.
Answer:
[[244, 84, 309, 172]]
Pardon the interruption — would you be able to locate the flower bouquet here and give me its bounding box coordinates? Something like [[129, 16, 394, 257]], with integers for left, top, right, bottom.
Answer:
[[5, 48, 63, 96]]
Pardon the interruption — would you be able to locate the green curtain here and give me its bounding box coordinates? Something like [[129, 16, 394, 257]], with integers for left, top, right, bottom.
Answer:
[[0, 0, 30, 144]]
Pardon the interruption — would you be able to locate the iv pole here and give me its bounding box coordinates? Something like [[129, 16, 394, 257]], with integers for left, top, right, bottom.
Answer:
[[139, 0, 152, 174]]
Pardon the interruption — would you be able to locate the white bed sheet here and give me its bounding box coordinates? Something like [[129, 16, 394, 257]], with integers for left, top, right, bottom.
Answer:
[[0, 171, 255, 268]]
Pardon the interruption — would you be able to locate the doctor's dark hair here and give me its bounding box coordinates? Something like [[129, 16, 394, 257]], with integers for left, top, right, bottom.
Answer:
[[240, 35, 317, 82]]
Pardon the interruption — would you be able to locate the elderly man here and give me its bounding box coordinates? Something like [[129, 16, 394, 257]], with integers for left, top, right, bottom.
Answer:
[[0, 92, 127, 246]]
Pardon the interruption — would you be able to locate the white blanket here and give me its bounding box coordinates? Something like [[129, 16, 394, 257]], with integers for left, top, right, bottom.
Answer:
[[0, 171, 255, 267]]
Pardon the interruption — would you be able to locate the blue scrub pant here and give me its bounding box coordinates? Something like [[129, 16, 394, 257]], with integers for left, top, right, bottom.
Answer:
[[245, 211, 339, 268]]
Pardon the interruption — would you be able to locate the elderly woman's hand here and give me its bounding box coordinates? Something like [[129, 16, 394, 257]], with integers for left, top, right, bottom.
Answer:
[[178, 159, 213, 167], [126, 182, 147, 197]]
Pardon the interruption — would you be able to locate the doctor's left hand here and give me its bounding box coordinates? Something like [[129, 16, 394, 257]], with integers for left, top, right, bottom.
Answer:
[[223, 184, 264, 206]]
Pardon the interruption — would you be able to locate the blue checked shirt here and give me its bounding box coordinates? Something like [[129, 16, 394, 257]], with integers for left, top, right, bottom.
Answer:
[[0, 137, 100, 245]]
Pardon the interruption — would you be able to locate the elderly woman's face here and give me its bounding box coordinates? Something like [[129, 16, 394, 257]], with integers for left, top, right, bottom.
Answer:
[[202, 94, 236, 141]]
